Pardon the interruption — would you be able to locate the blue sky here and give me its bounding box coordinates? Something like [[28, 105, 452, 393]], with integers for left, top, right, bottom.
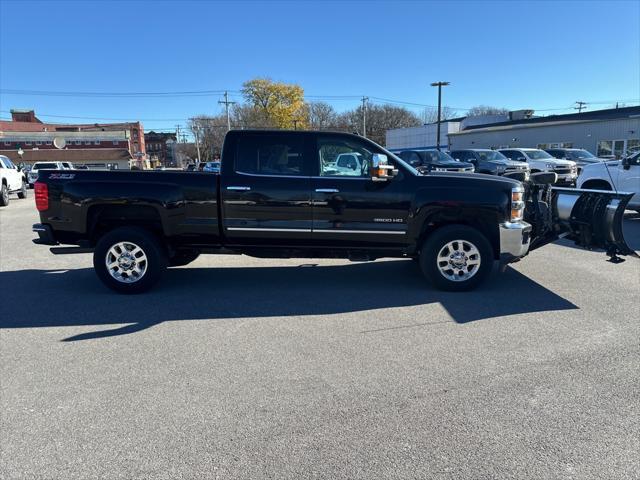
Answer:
[[1, 0, 638, 133]]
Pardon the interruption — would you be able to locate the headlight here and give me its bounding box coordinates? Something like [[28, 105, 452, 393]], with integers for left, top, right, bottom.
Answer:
[[511, 187, 524, 221]]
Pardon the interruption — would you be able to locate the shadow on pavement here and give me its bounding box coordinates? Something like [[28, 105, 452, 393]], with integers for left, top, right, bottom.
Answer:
[[0, 260, 577, 341]]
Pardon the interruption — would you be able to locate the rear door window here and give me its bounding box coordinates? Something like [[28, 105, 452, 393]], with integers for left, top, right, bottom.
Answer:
[[235, 135, 308, 176]]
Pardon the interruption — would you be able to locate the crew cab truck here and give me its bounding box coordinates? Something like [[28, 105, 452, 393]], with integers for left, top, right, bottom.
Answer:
[[32, 130, 636, 294]]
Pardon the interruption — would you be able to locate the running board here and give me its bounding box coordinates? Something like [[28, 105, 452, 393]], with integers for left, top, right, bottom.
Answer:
[[50, 247, 94, 255]]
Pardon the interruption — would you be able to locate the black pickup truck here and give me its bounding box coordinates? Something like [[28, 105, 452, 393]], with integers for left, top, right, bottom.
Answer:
[[32, 130, 636, 293]]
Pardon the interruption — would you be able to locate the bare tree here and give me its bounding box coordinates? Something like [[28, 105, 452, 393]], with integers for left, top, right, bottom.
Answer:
[[306, 101, 338, 130], [421, 106, 458, 124], [337, 104, 422, 146], [188, 114, 228, 160], [466, 105, 509, 116]]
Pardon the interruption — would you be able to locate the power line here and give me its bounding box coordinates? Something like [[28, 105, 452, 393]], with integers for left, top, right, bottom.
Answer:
[[575, 101, 588, 113]]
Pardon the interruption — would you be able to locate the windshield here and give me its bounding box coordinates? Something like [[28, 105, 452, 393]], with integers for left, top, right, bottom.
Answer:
[[568, 150, 596, 159], [33, 163, 59, 170], [525, 150, 553, 160], [477, 150, 508, 161], [419, 150, 457, 163]]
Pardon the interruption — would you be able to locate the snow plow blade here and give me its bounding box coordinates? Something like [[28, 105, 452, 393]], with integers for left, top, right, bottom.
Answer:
[[551, 187, 638, 260]]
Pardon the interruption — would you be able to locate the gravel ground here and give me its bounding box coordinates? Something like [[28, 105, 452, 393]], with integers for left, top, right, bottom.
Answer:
[[1, 196, 639, 479]]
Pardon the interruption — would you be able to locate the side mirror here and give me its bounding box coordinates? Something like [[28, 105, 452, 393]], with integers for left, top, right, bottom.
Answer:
[[370, 153, 395, 182], [622, 157, 631, 170]]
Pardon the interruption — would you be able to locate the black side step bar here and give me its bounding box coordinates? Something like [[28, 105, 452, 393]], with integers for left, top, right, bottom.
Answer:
[[50, 247, 94, 255]]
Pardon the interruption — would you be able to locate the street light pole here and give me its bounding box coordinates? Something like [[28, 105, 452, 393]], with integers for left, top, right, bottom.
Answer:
[[430, 81, 450, 150]]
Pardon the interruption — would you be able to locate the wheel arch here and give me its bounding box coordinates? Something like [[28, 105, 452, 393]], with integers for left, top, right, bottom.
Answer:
[[416, 210, 500, 260], [87, 204, 166, 244]]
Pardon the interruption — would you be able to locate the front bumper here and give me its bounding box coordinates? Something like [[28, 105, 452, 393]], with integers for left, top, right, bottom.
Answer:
[[499, 221, 531, 262]]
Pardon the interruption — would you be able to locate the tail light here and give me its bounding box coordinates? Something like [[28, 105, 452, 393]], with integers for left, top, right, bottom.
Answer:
[[34, 182, 49, 211]]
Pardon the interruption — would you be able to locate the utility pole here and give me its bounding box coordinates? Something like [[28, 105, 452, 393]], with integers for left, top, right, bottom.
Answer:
[[175, 124, 181, 143], [218, 91, 236, 131], [193, 124, 202, 164], [575, 101, 587, 113], [361, 96, 369, 137], [430, 81, 450, 151]]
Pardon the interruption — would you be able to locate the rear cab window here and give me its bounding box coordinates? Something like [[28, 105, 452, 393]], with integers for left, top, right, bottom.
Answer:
[[235, 134, 310, 176]]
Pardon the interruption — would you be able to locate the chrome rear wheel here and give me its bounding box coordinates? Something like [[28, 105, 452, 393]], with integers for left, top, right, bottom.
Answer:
[[106, 241, 148, 283]]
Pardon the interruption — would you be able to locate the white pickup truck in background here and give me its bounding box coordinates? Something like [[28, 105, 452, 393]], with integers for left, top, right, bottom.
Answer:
[[577, 150, 640, 212], [0, 154, 27, 206]]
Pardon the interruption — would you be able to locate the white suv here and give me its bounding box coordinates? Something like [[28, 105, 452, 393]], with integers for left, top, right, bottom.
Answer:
[[0, 155, 28, 206], [500, 148, 578, 185], [577, 151, 640, 212]]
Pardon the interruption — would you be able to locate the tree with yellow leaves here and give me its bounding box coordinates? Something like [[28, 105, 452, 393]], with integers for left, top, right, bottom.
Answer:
[[241, 78, 308, 129]]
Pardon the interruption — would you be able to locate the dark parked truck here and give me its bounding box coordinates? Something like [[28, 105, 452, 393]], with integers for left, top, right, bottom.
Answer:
[[32, 130, 637, 293]]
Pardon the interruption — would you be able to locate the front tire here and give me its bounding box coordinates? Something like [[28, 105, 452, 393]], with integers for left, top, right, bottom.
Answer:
[[17, 181, 27, 199], [93, 227, 168, 294], [0, 183, 9, 206], [419, 225, 493, 292]]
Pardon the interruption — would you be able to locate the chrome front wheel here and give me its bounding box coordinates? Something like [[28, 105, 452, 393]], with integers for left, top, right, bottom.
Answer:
[[436, 239, 481, 282], [105, 241, 148, 283]]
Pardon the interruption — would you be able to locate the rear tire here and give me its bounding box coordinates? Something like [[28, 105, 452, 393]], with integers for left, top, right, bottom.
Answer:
[[0, 183, 9, 206], [168, 250, 200, 267], [419, 225, 493, 292], [93, 227, 167, 294], [17, 181, 27, 199]]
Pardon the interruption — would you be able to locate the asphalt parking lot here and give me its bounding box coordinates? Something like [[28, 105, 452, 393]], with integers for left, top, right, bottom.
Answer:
[[1, 196, 639, 479]]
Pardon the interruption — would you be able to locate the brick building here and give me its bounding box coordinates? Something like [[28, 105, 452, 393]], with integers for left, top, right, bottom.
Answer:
[[0, 109, 147, 168], [144, 131, 177, 167]]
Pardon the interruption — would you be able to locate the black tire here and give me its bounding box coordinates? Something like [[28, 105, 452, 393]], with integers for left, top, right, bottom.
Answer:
[[168, 250, 200, 267], [93, 227, 168, 294], [419, 225, 494, 292], [0, 183, 9, 206], [17, 181, 27, 199]]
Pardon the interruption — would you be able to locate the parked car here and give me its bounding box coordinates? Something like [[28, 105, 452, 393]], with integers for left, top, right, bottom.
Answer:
[[499, 148, 577, 185], [28, 161, 65, 187], [0, 155, 28, 206], [544, 148, 604, 174], [203, 160, 221, 173], [32, 130, 635, 294], [397, 149, 475, 173], [450, 149, 530, 179], [577, 150, 640, 213]]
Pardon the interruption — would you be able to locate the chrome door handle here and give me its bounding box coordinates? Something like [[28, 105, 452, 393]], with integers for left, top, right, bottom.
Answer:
[[227, 186, 251, 191], [315, 188, 339, 193]]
